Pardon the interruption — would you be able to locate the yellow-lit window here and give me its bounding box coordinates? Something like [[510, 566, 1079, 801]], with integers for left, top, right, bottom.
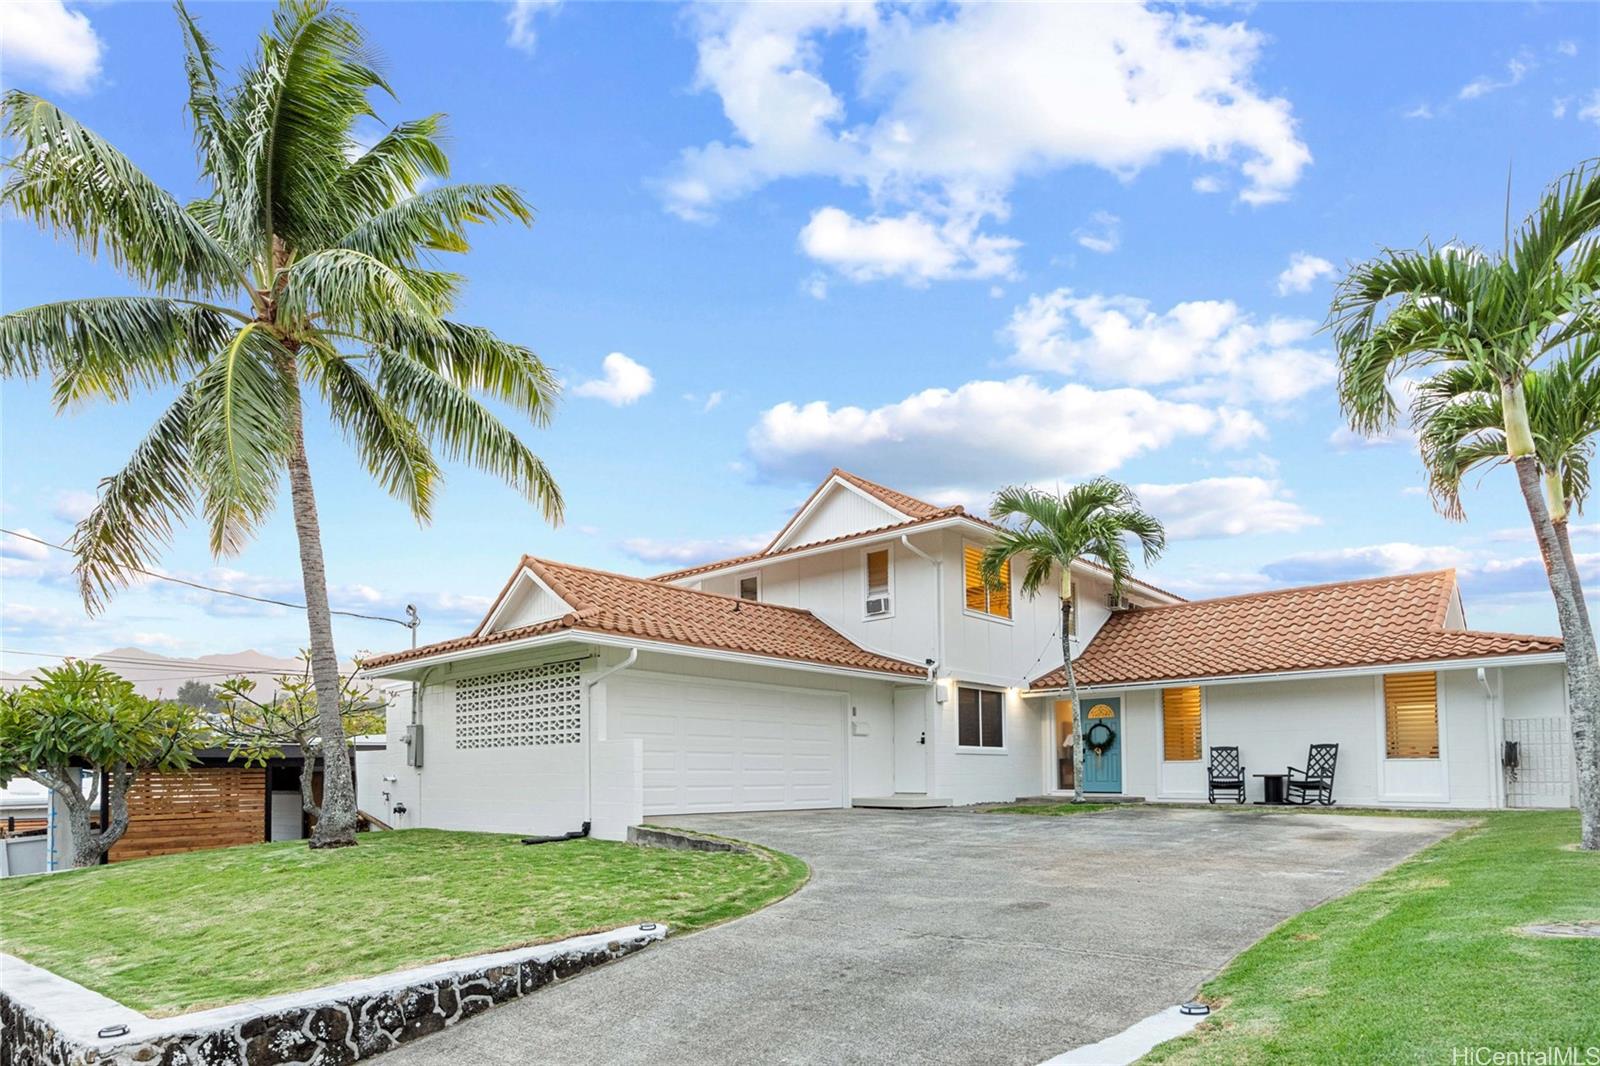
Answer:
[[963, 545, 1011, 619], [1384, 673, 1439, 758], [1162, 686, 1203, 761]]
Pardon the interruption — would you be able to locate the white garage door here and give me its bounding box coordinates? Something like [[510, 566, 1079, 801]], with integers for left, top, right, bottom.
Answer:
[[610, 673, 847, 814]]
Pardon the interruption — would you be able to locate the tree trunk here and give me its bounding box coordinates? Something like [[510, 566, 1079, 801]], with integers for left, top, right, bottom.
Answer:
[[1060, 595, 1086, 804], [1553, 518, 1592, 635], [300, 748, 322, 820], [284, 382, 359, 849], [1513, 454, 1600, 849]]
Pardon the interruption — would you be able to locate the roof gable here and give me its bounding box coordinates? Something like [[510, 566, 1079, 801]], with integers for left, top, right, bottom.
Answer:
[[1031, 570, 1562, 688], [475, 566, 575, 636], [368, 556, 926, 678], [765, 469, 945, 554]]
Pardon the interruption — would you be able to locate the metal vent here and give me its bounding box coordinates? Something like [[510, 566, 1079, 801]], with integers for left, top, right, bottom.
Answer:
[[454, 659, 582, 749]]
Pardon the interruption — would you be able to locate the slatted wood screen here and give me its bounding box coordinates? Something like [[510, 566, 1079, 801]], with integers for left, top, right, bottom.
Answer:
[[108, 767, 266, 862], [1162, 686, 1203, 761], [1384, 672, 1439, 758], [962, 546, 1010, 618]]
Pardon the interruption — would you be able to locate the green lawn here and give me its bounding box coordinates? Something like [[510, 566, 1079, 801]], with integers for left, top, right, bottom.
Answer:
[[1144, 810, 1599, 1064], [981, 802, 1121, 816], [0, 829, 807, 1016]]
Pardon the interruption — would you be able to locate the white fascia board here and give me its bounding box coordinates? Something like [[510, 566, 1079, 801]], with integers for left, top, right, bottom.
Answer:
[[474, 566, 575, 637], [362, 629, 932, 685], [766, 476, 912, 555], [1020, 651, 1568, 697], [669, 516, 974, 583]]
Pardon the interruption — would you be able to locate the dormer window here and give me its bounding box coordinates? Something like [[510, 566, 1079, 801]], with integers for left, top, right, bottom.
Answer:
[[738, 575, 760, 602], [864, 548, 892, 618]]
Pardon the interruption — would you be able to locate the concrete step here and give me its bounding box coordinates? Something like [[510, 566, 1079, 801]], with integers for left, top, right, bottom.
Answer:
[[1011, 794, 1146, 805], [851, 794, 955, 809]]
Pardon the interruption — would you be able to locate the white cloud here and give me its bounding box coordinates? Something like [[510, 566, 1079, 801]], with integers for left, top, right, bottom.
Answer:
[[1262, 542, 1474, 585], [1459, 53, 1533, 101], [1134, 478, 1318, 539], [50, 489, 97, 524], [747, 375, 1260, 491], [802, 273, 829, 300], [1, 529, 52, 563], [1553, 97, 1571, 119], [1556, 40, 1578, 58], [1580, 91, 1600, 127], [506, 0, 560, 53], [1404, 103, 1434, 120], [1004, 288, 1335, 404], [684, 390, 725, 413], [1192, 175, 1224, 194], [798, 206, 1018, 284], [0, 1, 103, 94], [618, 533, 772, 568], [572, 353, 654, 406], [1073, 211, 1121, 254], [665, 3, 1310, 267], [1275, 251, 1336, 296]]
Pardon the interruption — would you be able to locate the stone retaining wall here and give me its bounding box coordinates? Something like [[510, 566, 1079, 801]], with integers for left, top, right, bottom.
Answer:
[[0, 924, 665, 1066]]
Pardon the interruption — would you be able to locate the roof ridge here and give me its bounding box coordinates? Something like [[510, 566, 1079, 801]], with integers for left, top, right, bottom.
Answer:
[[1111, 569, 1457, 615], [830, 467, 943, 515]]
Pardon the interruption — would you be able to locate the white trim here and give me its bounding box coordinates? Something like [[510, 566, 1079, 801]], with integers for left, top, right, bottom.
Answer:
[[666, 515, 1180, 604], [960, 539, 1014, 625], [475, 566, 574, 637], [768, 476, 911, 554], [1025, 651, 1568, 696], [365, 630, 933, 685], [861, 544, 895, 621], [953, 683, 1008, 753], [1374, 670, 1451, 805]]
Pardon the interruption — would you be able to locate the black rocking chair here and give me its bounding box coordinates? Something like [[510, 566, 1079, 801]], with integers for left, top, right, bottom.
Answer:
[[1207, 746, 1246, 804], [1285, 744, 1339, 805]]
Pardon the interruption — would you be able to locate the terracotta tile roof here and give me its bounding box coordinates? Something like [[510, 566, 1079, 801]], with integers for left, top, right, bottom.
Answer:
[[364, 557, 927, 677], [652, 510, 967, 582], [828, 468, 947, 520], [1030, 570, 1563, 689]]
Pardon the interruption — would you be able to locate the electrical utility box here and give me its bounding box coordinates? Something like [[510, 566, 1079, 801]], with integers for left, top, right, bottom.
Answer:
[[405, 724, 424, 768]]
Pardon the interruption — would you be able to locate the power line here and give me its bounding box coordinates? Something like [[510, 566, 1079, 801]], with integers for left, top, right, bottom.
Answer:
[[1, 527, 419, 630], [0, 647, 360, 676]]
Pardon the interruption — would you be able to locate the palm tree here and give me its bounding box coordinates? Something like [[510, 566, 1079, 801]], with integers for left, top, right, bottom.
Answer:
[[979, 479, 1165, 802], [1331, 159, 1600, 849], [0, 0, 562, 848], [1413, 338, 1600, 633]]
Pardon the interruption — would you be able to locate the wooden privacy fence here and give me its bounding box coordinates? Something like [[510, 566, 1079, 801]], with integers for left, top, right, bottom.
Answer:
[[109, 767, 266, 862]]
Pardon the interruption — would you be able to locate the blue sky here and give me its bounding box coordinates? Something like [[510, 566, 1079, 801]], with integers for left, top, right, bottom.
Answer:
[[2, 0, 1598, 667]]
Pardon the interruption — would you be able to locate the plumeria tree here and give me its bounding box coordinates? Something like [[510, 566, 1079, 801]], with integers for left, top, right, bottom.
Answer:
[[0, 663, 208, 868], [0, 1, 562, 847], [980, 479, 1165, 802], [1331, 159, 1600, 848]]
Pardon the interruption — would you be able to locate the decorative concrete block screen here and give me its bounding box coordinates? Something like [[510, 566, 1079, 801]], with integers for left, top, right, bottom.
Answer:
[[454, 659, 582, 750]]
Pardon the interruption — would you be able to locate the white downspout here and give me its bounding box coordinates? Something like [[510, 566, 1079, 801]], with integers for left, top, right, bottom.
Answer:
[[584, 648, 639, 826], [1477, 667, 1504, 809], [899, 534, 943, 681]]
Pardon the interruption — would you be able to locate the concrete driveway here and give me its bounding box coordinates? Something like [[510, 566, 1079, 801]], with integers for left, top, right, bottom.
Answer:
[[386, 806, 1460, 1066]]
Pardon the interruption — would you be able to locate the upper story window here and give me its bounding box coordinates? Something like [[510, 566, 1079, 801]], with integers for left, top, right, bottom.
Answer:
[[864, 548, 892, 617], [962, 544, 1011, 620], [957, 687, 1005, 749], [1162, 686, 1203, 761], [1384, 672, 1439, 758], [738, 575, 760, 602]]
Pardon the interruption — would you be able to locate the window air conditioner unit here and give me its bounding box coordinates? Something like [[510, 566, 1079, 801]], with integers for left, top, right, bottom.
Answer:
[[866, 595, 892, 616]]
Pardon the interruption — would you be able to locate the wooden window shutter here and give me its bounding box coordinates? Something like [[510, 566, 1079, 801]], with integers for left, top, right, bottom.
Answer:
[[866, 549, 890, 592], [1162, 687, 1202, 761], [1384, 673, 1439, 758], [963, 546, 987, 612]]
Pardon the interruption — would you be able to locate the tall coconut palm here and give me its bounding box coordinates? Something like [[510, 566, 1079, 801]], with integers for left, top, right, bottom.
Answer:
[[0, 0, 562, 847], [979, 479, 1165, 802], [1331, 159, 1600, 849]]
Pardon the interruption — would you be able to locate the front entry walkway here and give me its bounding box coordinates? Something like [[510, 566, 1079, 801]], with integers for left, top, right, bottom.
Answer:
[[385, 807, 1460, 1066]]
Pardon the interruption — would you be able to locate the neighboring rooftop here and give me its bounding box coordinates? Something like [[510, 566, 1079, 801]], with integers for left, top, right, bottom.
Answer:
[[1030, 570, 1563, 689], [364, 557, 926, 677]]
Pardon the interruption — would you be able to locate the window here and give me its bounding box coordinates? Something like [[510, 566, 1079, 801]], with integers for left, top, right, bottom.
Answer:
[[957, 687, 1005, 749], [864, 548, 892, 617], [962, 545, 1011, 619], [738, 575, 759, 602], [1162, 686, 1203, 761], [1384, 672, 1439, 758]]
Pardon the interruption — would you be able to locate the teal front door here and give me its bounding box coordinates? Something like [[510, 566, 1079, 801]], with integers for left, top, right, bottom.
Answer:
[[1081, 697, 1122, 794]]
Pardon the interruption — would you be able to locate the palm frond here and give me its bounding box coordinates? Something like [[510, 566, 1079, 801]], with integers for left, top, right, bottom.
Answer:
[[189, 326, 298, 555], [0, 91, 242, 295], [375, 350, 562, 523], [333, 115, 451, 227], [394, 320, 559, 425], [983, 479, 1165, 601], [174, 0, 244, 247], [72, 388, 198, 613], [338, 182, 533, 267], [279, 247, 443, 341]]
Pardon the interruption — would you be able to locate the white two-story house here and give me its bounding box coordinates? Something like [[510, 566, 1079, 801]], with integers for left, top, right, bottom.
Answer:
[[362, 469, 1576, 840]]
